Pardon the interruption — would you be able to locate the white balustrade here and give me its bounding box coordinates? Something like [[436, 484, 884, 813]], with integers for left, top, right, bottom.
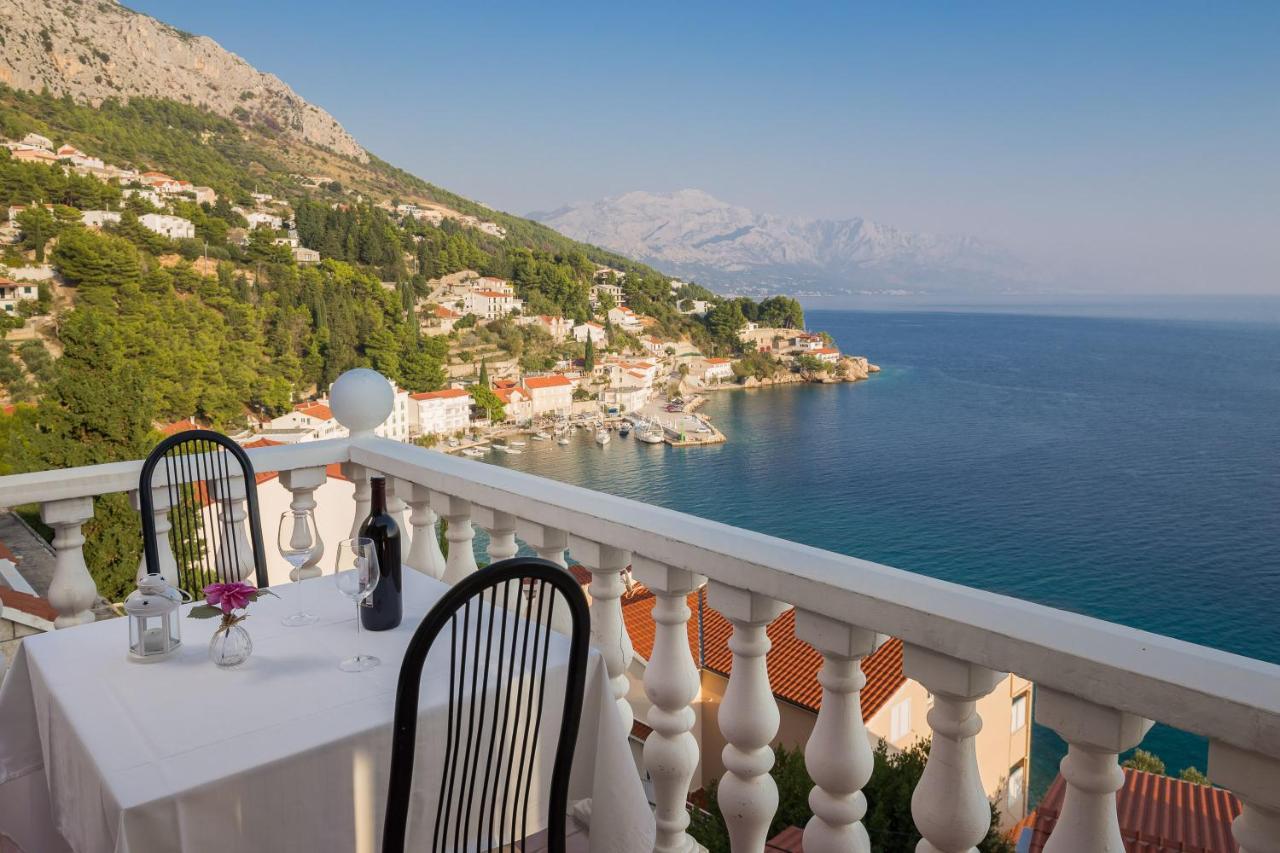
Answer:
[[40, 497, 96, 628], [340, 462, 372, 539], [569, 537, 634, 732], [795, 611, 883, 853], [399, 480, 445, 579], [903, 644, 1004, 853], [207, 475, 257, 583], [1209, 742, 1280, 853], [632, 558, 705, 853], [707, 581, 786, 853], [431, 492, 478, 584], [1035, 689, 1152, 853], [472, 505, 517, 564], [277, 466, 327, 580], [129, 484, 179, 588], [515, 520, 568, 568], [382, 475, 411, 561]]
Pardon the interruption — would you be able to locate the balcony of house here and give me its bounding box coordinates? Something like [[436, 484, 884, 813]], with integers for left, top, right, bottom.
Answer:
[[0, 369, 1278, 853]]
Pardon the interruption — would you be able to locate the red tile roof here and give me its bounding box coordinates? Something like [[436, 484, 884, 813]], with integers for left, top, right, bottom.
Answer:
[[294, 402, 334, 420], [767, 826, 804, 851], [814, 348, 840, 356], [0, 587, 57, 623], [410, 388, 470, 400], [1025, 768, 1241, 853], [473, 290, 511, 299], [434, 305, 460, 318], [158, 417, 199, 437], [622, 586, 906, 718], [705, 357, 731, 364], [524, 375, 572, 390]]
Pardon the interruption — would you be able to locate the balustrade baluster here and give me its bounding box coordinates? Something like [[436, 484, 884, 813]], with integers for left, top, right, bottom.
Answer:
[[278, 466, 327, 580], [400, 480, 445, 579], [1209, 742, 1280, 853], [340, 462, 371, 539], [383, 475, 411, 561], [707, 581, 786, 852], [795, 611, 883, 853], [130, 484, 179, 588], [515, 521, 568, 568], [1035, 689, 1152, 852], [569, 537, 634, 732], [472, 506, 517, 564], [903, 645, 1004, 853], [207, 475, 256, 583], [40, 497, 96, 628], [633, 558, 705, 853], [430, 493, 477, 584]]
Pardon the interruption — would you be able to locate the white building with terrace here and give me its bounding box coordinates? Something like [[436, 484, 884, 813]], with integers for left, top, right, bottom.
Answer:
[[0, 369, 1278, 853]]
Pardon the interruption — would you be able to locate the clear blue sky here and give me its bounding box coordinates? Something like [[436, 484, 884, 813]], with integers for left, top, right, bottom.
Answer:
[[129, 1, 1279, 294]]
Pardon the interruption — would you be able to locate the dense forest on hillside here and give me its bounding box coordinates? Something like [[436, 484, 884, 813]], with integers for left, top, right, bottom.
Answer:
[[0, 86, 805, 599]]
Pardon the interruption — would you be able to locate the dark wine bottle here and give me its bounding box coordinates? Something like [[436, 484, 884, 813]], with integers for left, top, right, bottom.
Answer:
[[359, 476, 402, 631]]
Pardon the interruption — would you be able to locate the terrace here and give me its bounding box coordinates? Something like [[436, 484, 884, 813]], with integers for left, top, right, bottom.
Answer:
[[0, 369, 1277, 852]]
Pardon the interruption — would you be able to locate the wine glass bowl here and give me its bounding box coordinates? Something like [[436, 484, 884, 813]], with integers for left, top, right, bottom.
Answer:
[[278, 510, 321, 627], [334, 537, 380, 672]]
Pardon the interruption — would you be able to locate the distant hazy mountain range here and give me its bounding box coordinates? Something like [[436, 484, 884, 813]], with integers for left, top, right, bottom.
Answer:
[[532, 189, 1035, 296]]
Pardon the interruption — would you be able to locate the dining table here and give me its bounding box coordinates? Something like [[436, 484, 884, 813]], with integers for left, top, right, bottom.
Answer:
[[0, 569, 654, 853]]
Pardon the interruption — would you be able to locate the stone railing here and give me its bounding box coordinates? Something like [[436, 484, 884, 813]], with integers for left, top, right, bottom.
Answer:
[[1, 369, 1278, 853]]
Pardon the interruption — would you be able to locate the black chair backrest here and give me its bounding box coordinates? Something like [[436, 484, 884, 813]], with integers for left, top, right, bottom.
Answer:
[[139, 429, 269, 596], [383, 557, 592, 853]]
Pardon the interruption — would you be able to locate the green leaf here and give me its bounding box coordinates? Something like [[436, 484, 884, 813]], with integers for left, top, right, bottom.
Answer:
[[250, 589, 279, 601], [187, 604, 224, 619]]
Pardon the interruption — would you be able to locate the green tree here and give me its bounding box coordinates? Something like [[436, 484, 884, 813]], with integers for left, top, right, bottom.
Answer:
[[1179, 766, 1210, 785], [1122, 749, 1166, 775], [50, 227, 141, 287], [705, 300, 746, 344], [478, 359, 489, 387], [470, 383, 505, 422], [583, 334, 595, 371], [16, 205, 56, 261]]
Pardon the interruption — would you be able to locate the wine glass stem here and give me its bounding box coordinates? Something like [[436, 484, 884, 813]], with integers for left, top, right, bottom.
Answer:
[[355, 601, 361, 658]]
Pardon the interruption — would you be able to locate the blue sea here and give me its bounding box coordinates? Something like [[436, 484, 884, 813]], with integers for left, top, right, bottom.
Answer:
[[483, 309, 1280, 800]]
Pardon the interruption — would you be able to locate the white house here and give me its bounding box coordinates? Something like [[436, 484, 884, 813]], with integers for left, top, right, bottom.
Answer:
[[467, 276, 514, 295], [424, 305, 461, 335], [591, 281, 625, 305], [122, 188, 164, 208], [790, 334, 823, 352], [813, 347, 842, 364], [193, 187, 217, 205], [607, 306, 644, 333], [55, 146, 105, 171], [679, 299, 711, 316], [410, 388, 474, 437], [81, 210, 121, 228], [603, 385, 650, 414], [523, 375, 574, 418], [572, 322, 607, 345], [263, 402, 347, 442], [245, 212, 284, 231], [535, 315, 573, 342], [702, 357, 734, 383], [292, 247, 321, 264], [20, 133, 52, 151], [0, 278, 39, 314], [138, 214, 196, 240], [374, 384, 413, 443], [463, 289, 523, 321], [493, 383, 533, 423]]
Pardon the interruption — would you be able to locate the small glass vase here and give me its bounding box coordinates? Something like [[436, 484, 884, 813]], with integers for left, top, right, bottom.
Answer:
[[208, 622, 253, 668]]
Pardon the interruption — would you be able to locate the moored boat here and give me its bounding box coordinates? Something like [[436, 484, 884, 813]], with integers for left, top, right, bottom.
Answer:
[[595, 429, 610, 445]]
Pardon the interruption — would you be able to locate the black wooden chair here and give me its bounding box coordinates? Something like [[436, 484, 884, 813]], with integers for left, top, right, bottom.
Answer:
[[139, 429, 269, 596], [383, 557, 592, 853]]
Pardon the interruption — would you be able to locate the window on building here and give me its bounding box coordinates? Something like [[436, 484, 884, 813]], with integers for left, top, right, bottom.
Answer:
[[890, 699, 911, 742], [1011, 692, 1028, 733], [1008, 762, 1025, 809]]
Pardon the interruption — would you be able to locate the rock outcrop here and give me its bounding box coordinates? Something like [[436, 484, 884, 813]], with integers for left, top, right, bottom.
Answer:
[[0, 0, 367, 162]]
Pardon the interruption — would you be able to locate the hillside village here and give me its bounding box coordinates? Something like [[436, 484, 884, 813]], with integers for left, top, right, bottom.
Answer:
[[0, 111, 876, 456]]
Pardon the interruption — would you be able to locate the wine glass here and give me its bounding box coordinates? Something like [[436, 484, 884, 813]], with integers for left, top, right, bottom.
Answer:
[[334, 537, 380, 672], [278, 509, 321, 627]]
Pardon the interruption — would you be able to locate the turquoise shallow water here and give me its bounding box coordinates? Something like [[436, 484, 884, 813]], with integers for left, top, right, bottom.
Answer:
[[481, 309, 1280, 800]]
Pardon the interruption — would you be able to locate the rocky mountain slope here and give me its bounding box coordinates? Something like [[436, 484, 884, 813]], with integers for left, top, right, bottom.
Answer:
[[0, 0, 366, 162], [534, 189, 1031, 295]]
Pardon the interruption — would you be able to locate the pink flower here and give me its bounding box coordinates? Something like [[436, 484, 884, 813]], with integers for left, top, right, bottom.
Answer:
[[203, 582, 256, 615]]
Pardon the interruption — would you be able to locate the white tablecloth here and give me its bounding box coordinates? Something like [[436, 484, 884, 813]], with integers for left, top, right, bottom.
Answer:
[[0, 571, 653, 853]]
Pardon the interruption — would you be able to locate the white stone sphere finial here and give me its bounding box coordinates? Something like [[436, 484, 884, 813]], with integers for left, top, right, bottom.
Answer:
[[330, 368, 393, 436]]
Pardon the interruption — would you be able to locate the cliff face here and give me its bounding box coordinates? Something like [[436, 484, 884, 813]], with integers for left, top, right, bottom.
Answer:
[[0, 0, 367, 162]]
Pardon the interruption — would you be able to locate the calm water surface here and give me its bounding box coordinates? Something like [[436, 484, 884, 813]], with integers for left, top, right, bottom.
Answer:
[[482, 309, 1280, 799]]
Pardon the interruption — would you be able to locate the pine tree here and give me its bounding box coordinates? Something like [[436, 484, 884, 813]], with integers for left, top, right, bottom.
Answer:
[[584, 334, 595, 371], [478, 359, 489, 387]]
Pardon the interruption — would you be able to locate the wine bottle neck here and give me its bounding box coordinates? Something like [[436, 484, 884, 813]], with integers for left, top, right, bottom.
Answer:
[[370, 476, 387, 515]]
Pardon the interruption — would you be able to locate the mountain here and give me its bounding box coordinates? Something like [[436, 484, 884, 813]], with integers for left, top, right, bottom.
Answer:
[[0, 0, 366, 161], [532, 189, 1033, 296]]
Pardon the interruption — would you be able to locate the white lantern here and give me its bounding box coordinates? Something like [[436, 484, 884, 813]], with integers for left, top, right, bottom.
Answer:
[[125, 574, 183, 662]]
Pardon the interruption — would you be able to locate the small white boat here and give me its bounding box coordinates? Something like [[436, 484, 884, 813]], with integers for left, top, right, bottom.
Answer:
[[595, 429, 610, 445], [637, 422, 665, 444], [534, 431, 551, 440], [462, 448, 485, 457], [557, 436, 571, 446], [505, 447, 523, 455], [447, 437, 459, 447], [510, 440, 526, 447], [491, 443, 509, 453]]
